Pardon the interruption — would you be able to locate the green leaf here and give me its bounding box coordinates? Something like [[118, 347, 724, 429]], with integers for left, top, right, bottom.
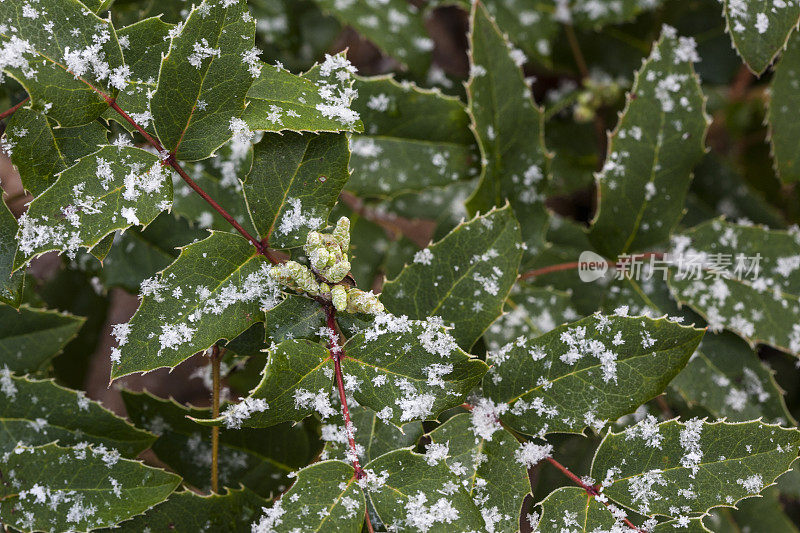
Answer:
[[100, 213, 205, 293], [150, 0, 256, 161], [251, 460, 365, 532], [5, 108, 108, 196], [363, 448, 485, 532], [588, 25, 709, 259], [481, 0, 559, 66], [346, 75, 478, 198], [243, 132, 350, 249], [13, 146, 173, 269], [671, 331, 794, 425], [110, 231, 279, 379], [465, 2, 551, 263], [427, 412, 530, 533], [121, 390, 311, 495], [242, 59, 363, 132], [591, 419, 800, 516], [381, 206, 522, 350], [533, 486, 617, 532], [712, 486, 800, 533], [104, 16, 173, 137], [667, 219, 800, 357], [264, 294, 327, 343], [484, 313, 704, 437], [484, 284, 578, 351], [314, 0, 431, 76], [0, 375, 154, 456], [0, 200, 24, 307], [0, 0, 124, 126], [569, 0, 664, 28], [0, 303, 84, 374], [0, 443, 180, 533], [102, 487, 268, 533], [322, 404, 423, 464], [768, 33, 800, 183], [723, 0, 800, 75], [340, 317, 488, 426]]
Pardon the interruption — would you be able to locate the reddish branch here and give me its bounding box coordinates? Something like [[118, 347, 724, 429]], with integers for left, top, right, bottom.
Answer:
[[0, 97, 29, 121], [519, 251, 665, 280]]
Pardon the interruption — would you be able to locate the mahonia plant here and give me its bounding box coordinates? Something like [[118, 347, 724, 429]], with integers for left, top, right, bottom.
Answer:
[[2, 0, 800, 531]]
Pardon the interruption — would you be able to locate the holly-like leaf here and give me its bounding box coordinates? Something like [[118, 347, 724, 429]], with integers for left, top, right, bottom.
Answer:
[[568, 0, 664, 28], [588, 25, 709, 259], [0, 375, 154, 456], [0, 303, 84, 374], [150, 0, 256, 161], [481, 0, 559, 66], [242, 59, 363, 132], [323, 405, 423, 464], [103, 487, 268, 533], [667, 219, 800, 357], [13, 146, 173, 269], [0, 443, 180, 533], [104, 16, 172, 137], [346, 75, 477, 198], [110, 231, 280, 379], [381, 206, 522, 350], [768, 32, 800, 183], [533, 486, 617, 532], [426, 412, 530, 533], [263, 294, 327, 343], [363, 448, 485, 532], [314, 0, 431, 76], [0, 0, 124, 126], [671, 331, 794, 425], [121, 390, 311, 495], [722, 0, 800, 75], [5, 108, 108, 196], [484, 313, 704, 437], [465, 3, 551, 263], [250, 460, 365, 532], [0, 201, 23, 307], [340, 316, 488, 427], [484, 284, 578, 351], [243, 132, 350, 249], [591, 419, 800, 517]]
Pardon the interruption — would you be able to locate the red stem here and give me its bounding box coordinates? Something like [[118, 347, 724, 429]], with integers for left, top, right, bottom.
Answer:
[[0, 97, 29, 121], [519, 252, 665, 280]]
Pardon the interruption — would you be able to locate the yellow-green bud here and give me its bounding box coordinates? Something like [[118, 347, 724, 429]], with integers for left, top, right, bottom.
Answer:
[[326, 259, 350, 283], [346, 288, 384, 315], [309, 247, 330, 271], [331, 284, 348, 311], [333, 216, 350, 252]]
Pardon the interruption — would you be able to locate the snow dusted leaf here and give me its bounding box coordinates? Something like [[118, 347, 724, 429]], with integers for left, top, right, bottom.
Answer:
[[314, 0, 432, 76], [104, 487, 268, 533], [481, 0, 559, 66], [768, 33, 800, 183], [588, 25, 709, 259], [533, 486, 617, 532], [264, 294, 327, 342], [109, 231, 280, 379], [13, 146, 173, 269], [346, 75, 477, 197], [251, 460, 365, 532], [243, 132, 350, 249], [381, 206, 522, 350], [242, 56, 363, 132], [426, 412, 530, 533], [484, 314, 703, 437], [363, 448, 485, 532], [0, 442, 180, 533], [104, 16, 172, 137], [121, 390, 311, 495], [0, 201, 23, 307], [715, 486, 799, 533], [484, 284, 578, 351], [322, 405, 423, 464], [0, 375, 154, 456], [151, 0, 255, 161], [568, 0, 664, 28], [723, 0, 800, 75], [4, 108, 108, 196], [465, 3, 551, 263], [100, 213, 205, 293], [667, 219, 800, 356], [0, 303, 84, 374], [671, 331, 794, 425], [591, 419, 800, 517], [340, 315, 488, 427], [0, 0, 125, 126], [652, 518, 711, 532]]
